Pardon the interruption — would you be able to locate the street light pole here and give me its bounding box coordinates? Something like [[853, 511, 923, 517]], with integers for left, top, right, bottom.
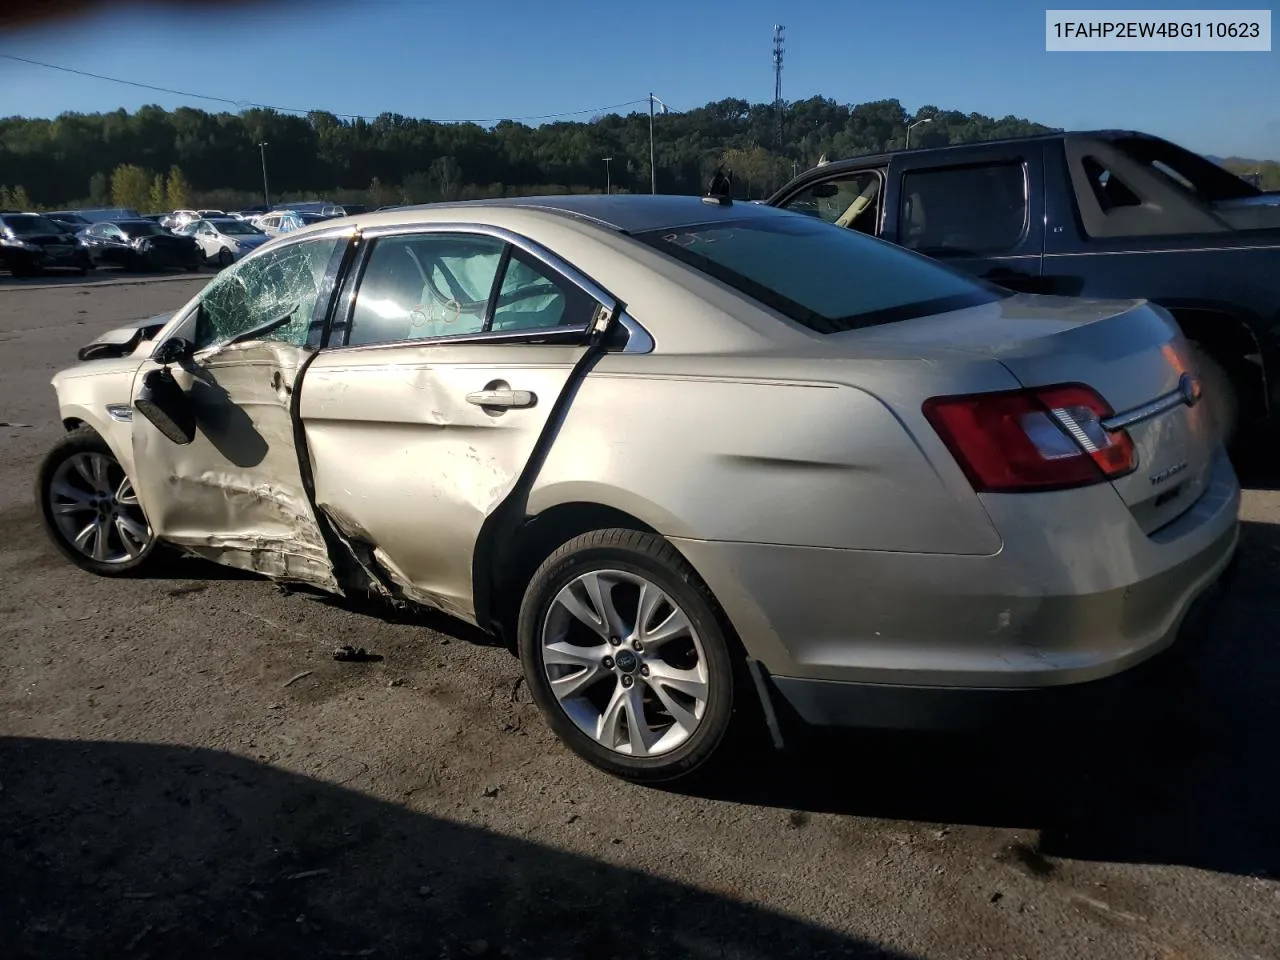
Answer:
[[905, 117, 933, 150], [602, 157, 613, 195], [258, 141, 270, 207], [648, 93, 668, 194]]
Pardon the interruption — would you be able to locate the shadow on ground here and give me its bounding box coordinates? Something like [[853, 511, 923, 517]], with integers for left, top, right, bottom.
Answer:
[[0, 737, 911, 960], [679, 519, 1280, 883]]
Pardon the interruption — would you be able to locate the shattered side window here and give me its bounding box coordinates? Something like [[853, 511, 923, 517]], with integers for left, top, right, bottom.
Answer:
[[194, 237, 343, 350]]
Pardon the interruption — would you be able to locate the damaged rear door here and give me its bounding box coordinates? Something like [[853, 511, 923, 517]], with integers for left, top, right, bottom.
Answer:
[[297, 225, 614, 622], [128, 231, 352, 587]]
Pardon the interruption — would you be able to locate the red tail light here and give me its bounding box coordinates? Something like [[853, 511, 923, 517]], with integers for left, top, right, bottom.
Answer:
[[923, 383, 1137, 493]]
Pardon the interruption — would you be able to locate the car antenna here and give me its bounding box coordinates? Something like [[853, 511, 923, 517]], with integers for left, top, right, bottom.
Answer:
[[703, 165, 733, 205]]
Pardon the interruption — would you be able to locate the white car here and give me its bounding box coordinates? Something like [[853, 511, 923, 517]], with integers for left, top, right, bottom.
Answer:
[[179, 217, 271, 267], [162, 209, 226, 232], [255, 211, 333, 237]]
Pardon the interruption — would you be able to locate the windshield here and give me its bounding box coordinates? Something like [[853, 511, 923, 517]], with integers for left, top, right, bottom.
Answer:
[[118, 221, 167, 237], [634, 215, 1007, 334], [299, 213, 329, 223], [214, 219, 264, 235], [4, 214, 60, 236]]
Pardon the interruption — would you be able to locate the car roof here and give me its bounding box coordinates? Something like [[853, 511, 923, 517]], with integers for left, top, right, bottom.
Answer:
[[368, 194, 798, 235], [792, 128, 1170, 176]]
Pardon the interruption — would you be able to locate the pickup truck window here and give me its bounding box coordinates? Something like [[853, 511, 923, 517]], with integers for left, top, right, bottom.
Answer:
[[1114, 136, 1257, 203], [899, 162, 1028, 256], [1082, 158, 1142, 211], [779, 171, 883, 235]]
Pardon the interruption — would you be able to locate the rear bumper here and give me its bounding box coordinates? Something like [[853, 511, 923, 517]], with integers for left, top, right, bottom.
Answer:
[[673, 448, 1241, 726], [767, 548, 1237, 731]]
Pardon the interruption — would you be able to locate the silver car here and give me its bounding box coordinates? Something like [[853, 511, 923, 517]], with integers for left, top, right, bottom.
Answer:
[[180, 217, 271, 267], [35, 196, 1239, 783]]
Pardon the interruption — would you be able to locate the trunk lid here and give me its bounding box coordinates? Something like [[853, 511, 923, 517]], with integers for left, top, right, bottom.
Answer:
[[852, 294, 1217, 533]]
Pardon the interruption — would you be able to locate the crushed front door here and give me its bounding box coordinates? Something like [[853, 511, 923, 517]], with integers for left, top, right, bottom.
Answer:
[[127, 233, 349, 590]]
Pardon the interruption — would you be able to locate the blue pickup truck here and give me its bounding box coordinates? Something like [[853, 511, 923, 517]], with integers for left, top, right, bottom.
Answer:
[[767, 130, 1280, 448]]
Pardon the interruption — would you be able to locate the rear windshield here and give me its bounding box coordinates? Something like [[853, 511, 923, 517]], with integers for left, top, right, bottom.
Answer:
[[634, 215, 1006, 334]]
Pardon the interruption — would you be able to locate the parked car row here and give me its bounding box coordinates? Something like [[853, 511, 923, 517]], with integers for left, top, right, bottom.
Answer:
[[2, 199, 371, 277]]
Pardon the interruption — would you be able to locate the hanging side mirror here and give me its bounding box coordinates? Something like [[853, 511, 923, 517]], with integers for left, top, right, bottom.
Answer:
[[135, 337, 197, 444], [153, 336, 193, 366]]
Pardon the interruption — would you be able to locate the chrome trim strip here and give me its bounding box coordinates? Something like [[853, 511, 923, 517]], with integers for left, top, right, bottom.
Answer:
[[105, 403, 133, 422], [358, 221, 615, 308], [325, 326, 591, 354], [1046, 242, 1280, 258], [1101, 387, 1187, 432]]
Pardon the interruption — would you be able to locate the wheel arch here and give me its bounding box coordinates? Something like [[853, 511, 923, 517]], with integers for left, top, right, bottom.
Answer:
[[478, 499, 662, 652], [54, 403, 140, 497], [1163, 304, 1269, 420]]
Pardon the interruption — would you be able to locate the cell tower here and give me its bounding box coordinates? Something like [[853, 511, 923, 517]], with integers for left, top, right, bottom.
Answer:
[[772, 24, 785, 147]]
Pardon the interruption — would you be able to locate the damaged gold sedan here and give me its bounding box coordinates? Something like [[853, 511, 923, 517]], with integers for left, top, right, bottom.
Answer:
[[37, 196, 1240, 782]]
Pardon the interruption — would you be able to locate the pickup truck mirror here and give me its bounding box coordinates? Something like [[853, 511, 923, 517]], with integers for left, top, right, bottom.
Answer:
[[811, 183, 840, 198]]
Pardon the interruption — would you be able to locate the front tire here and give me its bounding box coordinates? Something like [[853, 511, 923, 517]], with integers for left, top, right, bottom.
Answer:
[[36, 426, 160, 576], [517, 528, 737, 783]]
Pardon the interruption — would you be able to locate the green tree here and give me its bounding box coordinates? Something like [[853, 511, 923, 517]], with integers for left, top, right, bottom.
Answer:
[[88, 172, 110, 205], [165, 165, 191, 209], [148, 173, 167, 212], [9, 185, 34, 209], [110, 163, 151, 211], [0, 186, 11, 208]]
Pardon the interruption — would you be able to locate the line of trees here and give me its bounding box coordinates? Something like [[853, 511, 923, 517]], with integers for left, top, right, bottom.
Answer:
[[0, 96, 1058, 211]]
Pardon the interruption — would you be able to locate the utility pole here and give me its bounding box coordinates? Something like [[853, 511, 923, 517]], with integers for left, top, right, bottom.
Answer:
[[602, 157, 613, 194], [649, 94, 656, 194], [647, 94, 668, 194], [258, 141, 270, 207], [772, 25, 785, 148]]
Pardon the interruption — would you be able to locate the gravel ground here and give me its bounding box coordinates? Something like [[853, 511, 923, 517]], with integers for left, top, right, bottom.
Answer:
[[2, 276, 1278, 960]]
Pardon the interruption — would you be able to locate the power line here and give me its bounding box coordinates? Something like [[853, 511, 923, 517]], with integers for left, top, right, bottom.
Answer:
[[0, 52, 653, 124]]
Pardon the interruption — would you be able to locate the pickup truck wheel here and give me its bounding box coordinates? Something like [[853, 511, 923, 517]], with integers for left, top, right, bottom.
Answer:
[[36, 427, 160, 577], [1186, 341, 1239, 449], [517, 528, 737, 784]]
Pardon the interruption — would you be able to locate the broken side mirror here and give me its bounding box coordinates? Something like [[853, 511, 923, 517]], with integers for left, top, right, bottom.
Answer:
[[136, 337, 197, 444], [153, 336, 193, 366], [135, 367, 196, 445]]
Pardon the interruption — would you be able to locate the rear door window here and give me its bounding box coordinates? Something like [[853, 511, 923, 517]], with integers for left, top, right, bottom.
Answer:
[[899, 162, 1028, 255]]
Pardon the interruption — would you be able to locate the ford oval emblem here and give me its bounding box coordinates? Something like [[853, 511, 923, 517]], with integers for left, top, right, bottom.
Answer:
[[1179, 372, 1202, 407]]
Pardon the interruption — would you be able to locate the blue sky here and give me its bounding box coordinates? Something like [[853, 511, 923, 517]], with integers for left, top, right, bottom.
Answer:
[[1, 0, 1277, 158]]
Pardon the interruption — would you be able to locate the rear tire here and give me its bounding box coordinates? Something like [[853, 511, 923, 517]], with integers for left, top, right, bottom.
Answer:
[[517, 528, 738, 784], [36, 426, 160, 577], [1186, 341, 1239, 449]]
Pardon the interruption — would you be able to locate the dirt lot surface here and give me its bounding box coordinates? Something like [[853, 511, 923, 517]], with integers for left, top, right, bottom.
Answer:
[[2, 277, 1278, 960]]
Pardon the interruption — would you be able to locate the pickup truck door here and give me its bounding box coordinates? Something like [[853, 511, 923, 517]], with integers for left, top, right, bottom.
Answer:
[[882, 142, 1048, 293]]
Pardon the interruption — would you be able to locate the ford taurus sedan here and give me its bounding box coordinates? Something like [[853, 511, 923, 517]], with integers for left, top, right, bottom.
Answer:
[[36, 196, 1240, 783]]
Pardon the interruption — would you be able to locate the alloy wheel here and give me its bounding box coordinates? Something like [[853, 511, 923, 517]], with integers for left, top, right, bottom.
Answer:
[[47, 452, 152, 564], [541, 569, 709, 757]]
